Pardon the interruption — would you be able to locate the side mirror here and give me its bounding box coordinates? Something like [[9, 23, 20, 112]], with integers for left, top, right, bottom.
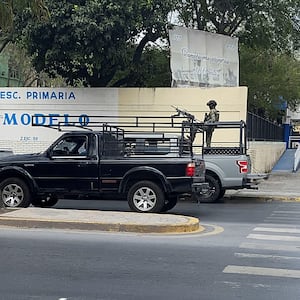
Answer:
[[46, 149, 53, 159]]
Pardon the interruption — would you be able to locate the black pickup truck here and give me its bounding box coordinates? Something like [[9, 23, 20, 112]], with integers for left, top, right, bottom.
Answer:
[[0, 118, 207, 213]]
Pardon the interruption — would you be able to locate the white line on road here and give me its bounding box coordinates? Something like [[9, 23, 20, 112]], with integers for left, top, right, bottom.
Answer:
[[247, 233, 300, 242], [222, 281, 271, 289], [239, 242, 300, 252], [258, 223, 300, 228], [273, 211, 300, 214], [253, 227, 300, 234], [265, 216, 300, 220], [235, 252, 300, 260], [223, 265, 300, 278], [263, 220, 300, 225]]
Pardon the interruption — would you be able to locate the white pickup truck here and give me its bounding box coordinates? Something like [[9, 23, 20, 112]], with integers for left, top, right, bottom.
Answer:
[[124, 109, 266, 203]]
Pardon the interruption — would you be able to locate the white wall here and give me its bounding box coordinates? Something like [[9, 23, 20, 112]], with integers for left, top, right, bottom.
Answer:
[[248, 141, 286, 173]]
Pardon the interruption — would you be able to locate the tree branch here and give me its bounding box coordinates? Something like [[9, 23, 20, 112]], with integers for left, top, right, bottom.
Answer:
[[0, 34, 12, 53]]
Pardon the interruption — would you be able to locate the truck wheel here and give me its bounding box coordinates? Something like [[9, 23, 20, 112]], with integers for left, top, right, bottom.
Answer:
[[31, 195, 59, 208], [200, 175, 221, 203], [161, 196, 178, 212], [0, 177, 31, 208], [128, 181, 165, 213], [218, 189, 226, 200]]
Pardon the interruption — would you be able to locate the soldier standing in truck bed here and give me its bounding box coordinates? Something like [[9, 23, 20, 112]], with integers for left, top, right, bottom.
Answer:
[[204, 100, 220, 147]]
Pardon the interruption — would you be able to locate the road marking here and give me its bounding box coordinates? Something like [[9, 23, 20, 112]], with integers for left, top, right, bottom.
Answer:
[[235, 252, 300, 260], [193, 223, 224, 237], [253, 227, 300, 234], [258, 223, 300, 228], [239, 242, 300, 252], [265, 216, 300, 220], [223, 281, 271, 289], [273, 211, 300, 214], [247, 233, 300, 242], [264, 219, 300, 223], [223, 265, 300, 278]]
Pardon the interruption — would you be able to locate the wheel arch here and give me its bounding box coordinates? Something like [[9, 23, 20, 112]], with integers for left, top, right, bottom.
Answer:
[[0, 167, 38, 195], [119, 166, 171, 194]]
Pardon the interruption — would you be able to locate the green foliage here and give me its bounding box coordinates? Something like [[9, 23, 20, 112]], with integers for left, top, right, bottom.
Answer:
[[1, 43, 69, 87], [142, 47, 172, 87], [176, 0, 300, 53], [0, 0, 49, 32], [0, 0, 49, 53], [176, 0, 253, 35], [240, 45, 300, 120], [0, 2, 13, 32], [238, 0, 300, 53], [23, 0, 176, 87], [111, 46, 171, 87]]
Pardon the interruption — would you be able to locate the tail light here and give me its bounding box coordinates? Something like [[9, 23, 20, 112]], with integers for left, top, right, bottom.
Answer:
[[237, 160, 248, 173], [186, 162, 195, 176]]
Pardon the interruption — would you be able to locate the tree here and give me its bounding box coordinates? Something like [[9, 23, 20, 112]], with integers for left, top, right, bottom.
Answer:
[[174, 0, 300, 119], [0, 0, 49, 53], [175, 0, 300, 52], [1, 42, 69, 87], [111, 45, 172, 87], [240, 45, 300, 120], [22, 0, 176, 87]]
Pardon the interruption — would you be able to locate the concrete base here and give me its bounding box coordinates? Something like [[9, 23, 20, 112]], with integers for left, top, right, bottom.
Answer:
[[0, 208, 203, 234]]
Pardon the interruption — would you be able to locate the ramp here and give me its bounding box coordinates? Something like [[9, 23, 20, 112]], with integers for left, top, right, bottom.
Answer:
[[272, 149, 296, 173]]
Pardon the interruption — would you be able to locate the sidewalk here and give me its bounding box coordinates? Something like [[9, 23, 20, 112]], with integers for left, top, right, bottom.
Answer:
[[225, 171, 300, 201]]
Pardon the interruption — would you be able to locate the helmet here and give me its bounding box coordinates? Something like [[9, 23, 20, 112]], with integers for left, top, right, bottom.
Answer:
[[207, 100, 217, 107]]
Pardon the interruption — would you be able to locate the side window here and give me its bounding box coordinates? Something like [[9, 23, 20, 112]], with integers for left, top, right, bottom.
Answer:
[[52, 136, 88, 157], [100, 134, 123, 157]]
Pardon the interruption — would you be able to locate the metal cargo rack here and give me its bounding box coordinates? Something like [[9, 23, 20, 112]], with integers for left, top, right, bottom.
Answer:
[[31, 113, 204, 157], [200, 121, 248, 155], [31, 109, 248, 157]]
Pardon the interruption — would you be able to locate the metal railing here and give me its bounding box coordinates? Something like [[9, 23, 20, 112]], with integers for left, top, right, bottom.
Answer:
[[247, 112, 284, 141], [293, 142, 300, 172]]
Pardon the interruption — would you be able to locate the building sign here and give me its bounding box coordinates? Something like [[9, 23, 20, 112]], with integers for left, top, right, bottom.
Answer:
[[292, 120, 300, 135], [0, 87, 118, 147], [169, 26, 239, 87]]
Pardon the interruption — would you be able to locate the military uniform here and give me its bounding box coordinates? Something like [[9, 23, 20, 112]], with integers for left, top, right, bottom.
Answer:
[[204, 100, 219, 147]]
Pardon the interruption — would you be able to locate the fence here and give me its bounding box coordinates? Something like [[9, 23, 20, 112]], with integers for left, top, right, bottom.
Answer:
[[247, 112, 284, 142]]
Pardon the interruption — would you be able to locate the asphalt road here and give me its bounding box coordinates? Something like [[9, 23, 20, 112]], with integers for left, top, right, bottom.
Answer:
[[1, 200, 300, 300]]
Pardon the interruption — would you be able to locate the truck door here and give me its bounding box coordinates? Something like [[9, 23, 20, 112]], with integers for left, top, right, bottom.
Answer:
[[98, 133, 125, 193], [33, 134, 99, 192]]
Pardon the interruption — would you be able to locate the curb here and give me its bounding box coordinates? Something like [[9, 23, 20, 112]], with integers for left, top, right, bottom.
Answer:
[[0, 209, 203, 234], [0, 216, 203, 233]]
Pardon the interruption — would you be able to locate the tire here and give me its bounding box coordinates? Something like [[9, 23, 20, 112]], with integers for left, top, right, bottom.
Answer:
[[218, 189, 226, 200], [31, 195, 59, 208], [127, 181, 165, 213], [161, 196, 178, 212], [0, 177, 31, 208], [200, 174, 221, 203]]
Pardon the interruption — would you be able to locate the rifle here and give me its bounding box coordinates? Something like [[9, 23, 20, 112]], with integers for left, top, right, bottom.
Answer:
[[171, 106, 204, 143], [171, 105, 196, 121]]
